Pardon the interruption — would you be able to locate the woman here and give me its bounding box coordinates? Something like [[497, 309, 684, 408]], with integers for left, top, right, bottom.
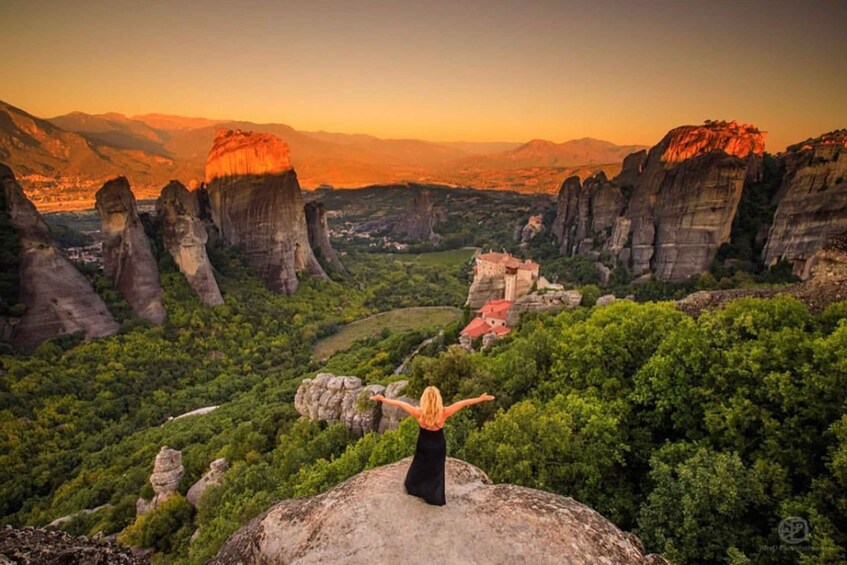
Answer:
[[371, 387, 495, 506]]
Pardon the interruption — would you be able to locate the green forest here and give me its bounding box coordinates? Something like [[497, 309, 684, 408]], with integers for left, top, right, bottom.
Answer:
[[1, 193, 846, 564]]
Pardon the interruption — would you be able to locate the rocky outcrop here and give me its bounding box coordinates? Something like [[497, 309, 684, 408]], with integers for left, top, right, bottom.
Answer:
[[552, 121, 765, 281], [205, 129, 327, 294], [0, 526, 148, 565], [304, 201, 345, 272], [395, 190, 440, 241], [136, 447, 184, 517], [156, 181, 223, 306], [516, 213, 544, 243], [294, 374, 416, 436], [212, 457, 666, 565], [677, 232, 847, 317], [505, 289, 582, 326], [762, 130, 847, 278], [1, 164, 118, 350], [551, 172, 627, 256], [96, 177, 165, 324], [187, 458, 229, 507]]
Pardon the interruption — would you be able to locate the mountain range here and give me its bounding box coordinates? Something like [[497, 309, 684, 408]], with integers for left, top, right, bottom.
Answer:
[[1, 99, 647, 210]]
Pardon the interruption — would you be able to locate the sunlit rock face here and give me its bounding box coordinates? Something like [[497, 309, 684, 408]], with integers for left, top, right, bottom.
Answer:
[[552, 121, 766, 281], [212, 458, 667, 565], [762, 130, 847, 278], [1, 164, 118, 349], [156, 181, 224, 306], [304, 201, 345, 272], [624, 121, 765, 280], [205, 129, 326, 294], [96, 177, 166, 324]]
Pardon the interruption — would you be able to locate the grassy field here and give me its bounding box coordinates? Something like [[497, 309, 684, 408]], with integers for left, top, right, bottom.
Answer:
[[314, 306, 464, 360], [372, 247, 478, 267]]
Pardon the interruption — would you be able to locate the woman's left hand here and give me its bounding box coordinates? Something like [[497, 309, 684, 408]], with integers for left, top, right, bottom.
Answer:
[[370, 394, 385, 402]]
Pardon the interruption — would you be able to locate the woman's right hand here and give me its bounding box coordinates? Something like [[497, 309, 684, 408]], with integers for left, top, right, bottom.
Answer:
[[370, 394, 385, 402], [479, 393, 495, 401]]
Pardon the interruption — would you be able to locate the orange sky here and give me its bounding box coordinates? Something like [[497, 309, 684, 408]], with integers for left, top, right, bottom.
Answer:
[[1, 0, 845, 151]]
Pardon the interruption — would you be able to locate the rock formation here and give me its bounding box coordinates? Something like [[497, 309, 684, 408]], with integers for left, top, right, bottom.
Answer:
[[0, 526, 148, 565], [136, 447, 184, 516], [212, 457, 666, 565], [552, 121, 766, 281], [304, 201, 345, 272], [677, 232, 847, 317], [1, 164, 118, 350], [516, 213, 544, 243], [156, 181, 224, 306], [96, 177, 165, 324], [187, 458, 229, 507], [395, 190, 440, 241], [294, 374, 416, 436], [205, 129, 327, 294], [762, 130, 847, 278], [551, 172, 627, 256], [504, 289, 583, 326]]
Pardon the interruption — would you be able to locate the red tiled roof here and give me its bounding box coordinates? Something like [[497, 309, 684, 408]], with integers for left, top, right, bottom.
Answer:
[[490, 325, 511, 336], [477, 299, 512, 320], [461, 317, 493, 339], [460, 317, 512, 339]]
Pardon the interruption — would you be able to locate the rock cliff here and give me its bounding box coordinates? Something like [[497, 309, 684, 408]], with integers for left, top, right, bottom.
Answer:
[[677, 231, 847, 317], [552, 121, 765, 281], [205, 129, 327, 294], [304, 201, 345, 272], [1, 164, 118, 350], [156, 181, 224, 306], [136, 446, 184, 516], [551, 172, 627, 256], [212, 458, 666, 565], [394, 189, 440, 241], [96, 177, 166, 325], [294, 374, 416, 436], [762, 130, 847, 278]]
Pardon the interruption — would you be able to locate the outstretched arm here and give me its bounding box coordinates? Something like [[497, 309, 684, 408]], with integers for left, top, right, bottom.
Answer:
[[443, 393, 495, 419], [370, 394, 420, 417]]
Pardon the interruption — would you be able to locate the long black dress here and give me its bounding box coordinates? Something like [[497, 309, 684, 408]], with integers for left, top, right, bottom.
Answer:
[[404, 426, 446, 506]]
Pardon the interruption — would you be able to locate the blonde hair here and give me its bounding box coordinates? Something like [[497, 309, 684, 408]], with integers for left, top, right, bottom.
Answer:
[[419, 386, 443, 429]]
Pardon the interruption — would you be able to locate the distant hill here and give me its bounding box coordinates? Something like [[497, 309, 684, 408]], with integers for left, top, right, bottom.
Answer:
[[2, 99, 648, 208]]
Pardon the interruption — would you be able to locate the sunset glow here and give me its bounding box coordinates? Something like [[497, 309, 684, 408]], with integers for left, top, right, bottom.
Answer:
[[1, 0, 845, 150]]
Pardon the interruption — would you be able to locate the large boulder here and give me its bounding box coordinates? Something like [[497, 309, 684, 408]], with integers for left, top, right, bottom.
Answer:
[[212, 458, 666, 565], [762, 130, 847, 278], [156, 181, 223, 306], [1, 164, 118, 349], [205, 129, 327, 294], [294, 374, 416, 436], [136, 447, 184, 517], [187, 458, 230, 507], [395, 189, 439, 242], [95, 177, 165, 324]]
